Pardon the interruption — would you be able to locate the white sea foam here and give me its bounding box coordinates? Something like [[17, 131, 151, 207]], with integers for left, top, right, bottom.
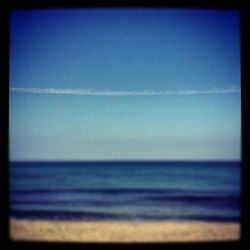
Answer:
[[10, 87, 241, 96]]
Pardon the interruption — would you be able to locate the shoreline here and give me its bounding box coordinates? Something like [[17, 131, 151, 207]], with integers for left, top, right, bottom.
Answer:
[[10, 218, 240, 242]]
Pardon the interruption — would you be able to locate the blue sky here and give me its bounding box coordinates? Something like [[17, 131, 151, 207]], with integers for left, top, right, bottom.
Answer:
[[9, 8, 241, 161]]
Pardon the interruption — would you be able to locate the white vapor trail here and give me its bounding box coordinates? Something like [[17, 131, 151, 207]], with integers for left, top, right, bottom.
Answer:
[[10, 87, 241, 96]]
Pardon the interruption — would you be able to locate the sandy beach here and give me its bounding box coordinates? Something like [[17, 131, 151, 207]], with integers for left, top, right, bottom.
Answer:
[[10, 219, 240, 242]]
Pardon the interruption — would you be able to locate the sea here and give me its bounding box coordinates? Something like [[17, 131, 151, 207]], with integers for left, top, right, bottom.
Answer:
[[10, 161, 241, 222]]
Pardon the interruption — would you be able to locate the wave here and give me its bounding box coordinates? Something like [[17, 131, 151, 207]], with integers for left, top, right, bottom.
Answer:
[[140, 195, 240, 205], [10, 187, 235, 196], [10, 189, 240, 212], [10, 209, 122, 220], [11, 188, 240, 208], [10, 209, 240, 222], [10, 199, 125, 206]]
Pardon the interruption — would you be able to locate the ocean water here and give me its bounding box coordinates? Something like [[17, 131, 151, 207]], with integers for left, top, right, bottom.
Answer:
[[10, 161, 241, 222]]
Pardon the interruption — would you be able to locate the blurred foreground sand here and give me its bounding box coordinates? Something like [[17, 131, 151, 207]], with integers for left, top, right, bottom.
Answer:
[[10, 219, 240, 242]]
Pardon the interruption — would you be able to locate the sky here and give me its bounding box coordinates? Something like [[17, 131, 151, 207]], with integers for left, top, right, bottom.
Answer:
[[9, 8, 241, 161]]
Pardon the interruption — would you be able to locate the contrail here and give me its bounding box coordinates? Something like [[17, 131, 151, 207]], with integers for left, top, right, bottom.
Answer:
[[10, 87, 241, 96]]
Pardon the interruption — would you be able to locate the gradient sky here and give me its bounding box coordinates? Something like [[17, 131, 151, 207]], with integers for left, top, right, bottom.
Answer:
[[9, 8, 241, 161]]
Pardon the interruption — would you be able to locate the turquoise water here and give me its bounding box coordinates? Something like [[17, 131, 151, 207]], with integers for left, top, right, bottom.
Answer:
[[10, 161, 241, 221]]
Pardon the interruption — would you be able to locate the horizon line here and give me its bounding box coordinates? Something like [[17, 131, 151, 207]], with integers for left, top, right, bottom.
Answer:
[[10, 87, 241, 96], [10, 159, 241, 163]]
